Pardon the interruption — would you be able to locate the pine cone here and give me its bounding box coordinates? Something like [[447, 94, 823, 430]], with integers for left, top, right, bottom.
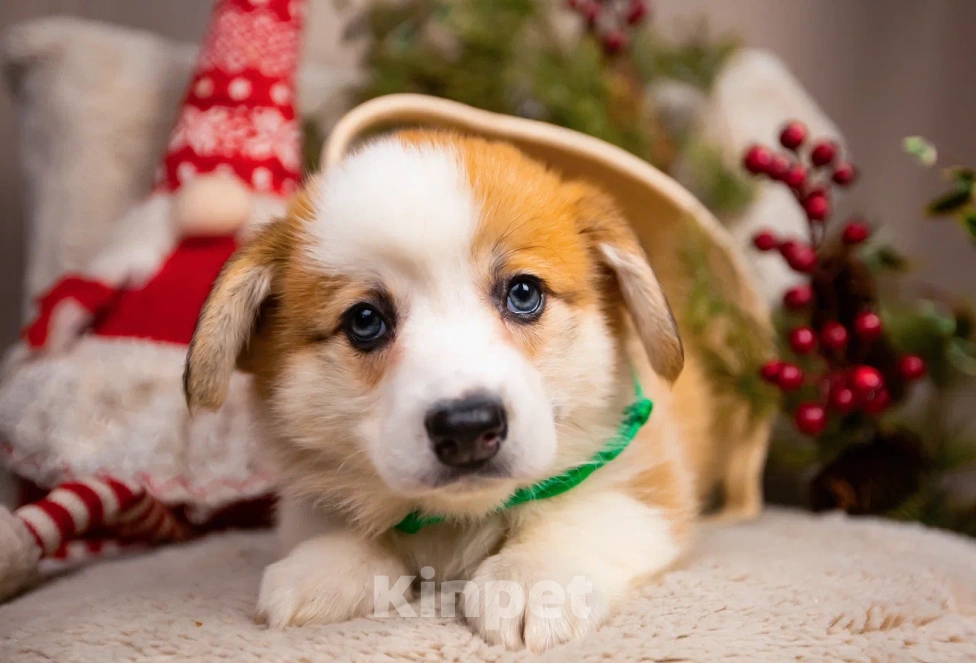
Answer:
[[810, 431, 928, 515]]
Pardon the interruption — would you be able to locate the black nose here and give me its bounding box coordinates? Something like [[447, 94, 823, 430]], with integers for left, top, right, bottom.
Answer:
[[425, 394, 507, 469]]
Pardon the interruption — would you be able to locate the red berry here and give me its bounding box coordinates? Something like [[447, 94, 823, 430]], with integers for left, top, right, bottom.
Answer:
[[783, 285, 814, 310], [794, 402, 827, 436], [811, 140, 838, 167], [625, 0, 649, 25], [832, 162, 858, 186], [851, 365, 884, 395], [789, 326, 817, 354], [566, 0, 580, 8], [829, 386, 857, 414], [803, 192, 831, 221], [854, 312, 883, 341], [602, 29, 627, 54], [753, 230, 779, 252], [760, 360, 785, 383], [786, 244, 818, 273], [768, 154, 791, 181], [820, 321, 849, 352], [581, 1, 601, 22], [783, 164, 808, 189], [842, 220, 871, 245], [743, 145, 773, 174], [862, 388, 891, 415], [899, 355, 927, 381], [777, 364, 805, 391], [779, 121, 808, 150]]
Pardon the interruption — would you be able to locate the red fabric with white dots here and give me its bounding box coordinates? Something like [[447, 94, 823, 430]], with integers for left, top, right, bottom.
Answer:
[[154, 0, 305, 197]]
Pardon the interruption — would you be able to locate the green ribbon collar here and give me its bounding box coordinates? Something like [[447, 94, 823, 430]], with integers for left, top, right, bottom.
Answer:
[[394, 380, 653, 535]]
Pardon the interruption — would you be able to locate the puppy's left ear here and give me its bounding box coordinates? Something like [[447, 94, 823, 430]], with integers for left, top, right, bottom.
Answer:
[[577, 185, 684, 383]]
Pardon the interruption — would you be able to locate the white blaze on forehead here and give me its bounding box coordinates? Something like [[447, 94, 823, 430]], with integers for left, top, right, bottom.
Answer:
[[305, 138, 478, 281]]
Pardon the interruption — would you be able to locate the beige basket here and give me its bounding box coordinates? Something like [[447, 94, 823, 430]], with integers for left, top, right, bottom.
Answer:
[[322, 93, 774, 520]]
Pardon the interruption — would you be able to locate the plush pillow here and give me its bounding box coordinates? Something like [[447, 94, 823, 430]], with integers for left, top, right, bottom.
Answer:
[[0, 15, 363, 517]]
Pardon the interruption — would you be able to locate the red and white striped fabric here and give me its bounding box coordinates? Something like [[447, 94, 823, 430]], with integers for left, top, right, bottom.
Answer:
[[15, 478, 189, 561]]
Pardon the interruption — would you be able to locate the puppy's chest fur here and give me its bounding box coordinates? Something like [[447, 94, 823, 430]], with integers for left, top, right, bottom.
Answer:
[[388, 519, 510, 583]]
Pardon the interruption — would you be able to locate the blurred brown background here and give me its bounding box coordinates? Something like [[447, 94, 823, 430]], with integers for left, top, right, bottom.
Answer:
[[1, 0, 974, 350]]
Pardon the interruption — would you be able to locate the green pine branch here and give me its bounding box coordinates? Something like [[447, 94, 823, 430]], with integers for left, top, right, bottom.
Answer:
[[354, 0, 751, 218], [678, 223, 779, 430]]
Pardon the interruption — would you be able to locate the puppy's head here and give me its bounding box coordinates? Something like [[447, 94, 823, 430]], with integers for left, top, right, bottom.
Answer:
[[184, 132, 682, 513]]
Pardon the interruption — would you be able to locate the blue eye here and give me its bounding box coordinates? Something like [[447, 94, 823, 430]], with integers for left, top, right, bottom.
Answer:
[[346, 304, 389, 349], [506, 277, 544, 317]]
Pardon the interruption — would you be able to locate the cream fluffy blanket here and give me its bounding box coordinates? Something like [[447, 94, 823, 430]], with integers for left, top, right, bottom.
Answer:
[[1, 509, 974, 662]]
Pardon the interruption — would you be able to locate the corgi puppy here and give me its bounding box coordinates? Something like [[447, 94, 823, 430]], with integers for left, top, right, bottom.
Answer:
[[183, 130, 717, 652]]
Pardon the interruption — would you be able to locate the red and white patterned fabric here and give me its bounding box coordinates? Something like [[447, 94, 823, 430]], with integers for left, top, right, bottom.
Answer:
[[17, 478, 188, 558], [156, 0, 305, 196]]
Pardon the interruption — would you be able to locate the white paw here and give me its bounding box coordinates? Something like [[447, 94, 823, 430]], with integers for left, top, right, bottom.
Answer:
[[256, 535, 410, 628], [460, 554, 610, 652]]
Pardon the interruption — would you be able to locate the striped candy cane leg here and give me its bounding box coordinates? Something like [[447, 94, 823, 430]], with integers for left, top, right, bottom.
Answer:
[[111, 485, 189, 543], [101, 479, 189, 542], [16, 478, 138, 556], [15, 478, 188, 559]]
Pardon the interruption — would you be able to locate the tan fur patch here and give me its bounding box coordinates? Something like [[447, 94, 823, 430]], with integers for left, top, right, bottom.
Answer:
[[459, 138, 596, 301], [409, 135, 600, 365]]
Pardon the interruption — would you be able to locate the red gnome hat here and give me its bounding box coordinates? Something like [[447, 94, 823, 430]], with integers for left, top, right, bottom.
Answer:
[[158, 0, 306, 237]]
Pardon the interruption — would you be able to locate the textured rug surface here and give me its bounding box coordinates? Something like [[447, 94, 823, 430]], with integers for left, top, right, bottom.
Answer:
[[2, 509, 975, 662]]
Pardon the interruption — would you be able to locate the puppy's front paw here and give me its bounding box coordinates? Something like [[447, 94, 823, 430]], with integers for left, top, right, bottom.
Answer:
[[256, 534, 410, 628], [460, 554, 610, 652]]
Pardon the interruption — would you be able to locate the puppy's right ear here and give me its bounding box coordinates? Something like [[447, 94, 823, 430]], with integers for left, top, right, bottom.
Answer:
[[183, 220, 290, 412]]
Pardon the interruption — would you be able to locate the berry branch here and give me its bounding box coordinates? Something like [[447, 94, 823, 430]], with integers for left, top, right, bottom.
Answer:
[[744, 121, 927, 437]]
